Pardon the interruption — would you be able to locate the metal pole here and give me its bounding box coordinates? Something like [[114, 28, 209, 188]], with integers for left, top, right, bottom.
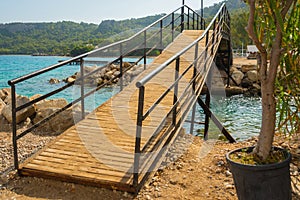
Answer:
[[201, 0, 204, 19], [172, 13, 175, 42], [11, 84, 19, 171], [144, 31, 147, 70], [181, 4, 184, 32], [190, 43, 199, 134], [133, 86, 145, 187], [160, 20, 163, 53], [120, 43, 123, 91], [173, 58, 180, 125], [80, 59, 85, 120]]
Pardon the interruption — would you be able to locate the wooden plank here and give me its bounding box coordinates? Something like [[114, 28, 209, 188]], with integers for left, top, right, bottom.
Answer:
[[20, 30, 208, 193]]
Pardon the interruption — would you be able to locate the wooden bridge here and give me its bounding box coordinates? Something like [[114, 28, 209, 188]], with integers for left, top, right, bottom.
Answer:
[[9, 3, 235, 193]]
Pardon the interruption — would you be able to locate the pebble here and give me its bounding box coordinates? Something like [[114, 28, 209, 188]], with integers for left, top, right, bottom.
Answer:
[[225, 170, 232, 177]]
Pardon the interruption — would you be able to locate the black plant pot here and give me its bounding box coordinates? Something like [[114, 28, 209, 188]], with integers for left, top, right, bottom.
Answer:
[[226, 146, 292, 200]]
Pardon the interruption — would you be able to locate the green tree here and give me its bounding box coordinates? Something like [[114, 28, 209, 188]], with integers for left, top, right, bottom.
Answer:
[[244, 0, 298, 159]]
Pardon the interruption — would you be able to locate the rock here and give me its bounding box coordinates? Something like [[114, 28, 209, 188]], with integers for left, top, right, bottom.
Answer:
[[83, 66, 97, 74], [65, 77, 76, 83], [34, 98, 68, 110], [113, 71, 120, 77], [230, 70, 244, 86], [225, 86, 245, 96], [49, 78, 60, 84], [241, 65, 257, 73], [32, 98, 75, 135], [241, 77, 253, 88], [1, 95, 36, 124], [0, 115, 10, 131], [0, 88, 11, 101], [30, 94, 42, 101], [0, 99, 5, 113], [33, 107, 76, 135], [123, 62, 131, 68], [246, 70, 259, 83]]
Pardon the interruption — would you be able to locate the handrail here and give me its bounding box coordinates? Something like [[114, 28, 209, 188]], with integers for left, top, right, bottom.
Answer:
[[133, 3, 233, 190], [136, 3, 227, 88]]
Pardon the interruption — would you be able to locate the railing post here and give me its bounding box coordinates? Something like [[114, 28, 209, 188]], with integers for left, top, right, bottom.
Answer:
[[172, 13, 175, 42], [190, 43, 199, 134], [204, 31, 209, 72], [160, 20, 163, 53], [181, 5, 184, 32], [144, 31, 147, 70], [197, 15, 199, 30], [211, 21, 216, 55], [173, 58, 180, 126], [192, 12, 195, 30], [11, 84, 19, 171], [204, 67, 212, 140], [80, 59, 85, 119], [120, 43, 123, 91], [187, 8, 190, 30], [133, 86, 145, 188]]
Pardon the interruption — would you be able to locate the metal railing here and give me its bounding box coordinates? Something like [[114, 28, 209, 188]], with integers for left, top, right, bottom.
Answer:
[[8, 5, 205, 172], [133, 3, 234, 190]]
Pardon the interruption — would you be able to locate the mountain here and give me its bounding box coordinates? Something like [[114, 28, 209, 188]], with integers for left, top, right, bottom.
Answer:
[[202, 0, 248, 18], [0, 0, 247, 55]]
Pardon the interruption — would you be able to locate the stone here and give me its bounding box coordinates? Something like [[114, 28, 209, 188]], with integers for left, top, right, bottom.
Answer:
[[65, 77, 76, 83], [0, 115, 10, 131], [122, 62, 131, 68], [246, 70, 259, 83], [0, 99, 5, 113], [225, 86, 245, 96], [0, 88, 11, 101], [241, 65, 257, 73], [33, 107, 76, 135], [1, 95, 36, 124], [241, 77, 253, 88], [230, 70, 244, 86], [34, 98, 68, 110], [49, 78, 60, 84]]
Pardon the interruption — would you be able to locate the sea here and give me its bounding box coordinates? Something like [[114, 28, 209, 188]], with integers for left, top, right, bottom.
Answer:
[[0, 55, 262, 141]]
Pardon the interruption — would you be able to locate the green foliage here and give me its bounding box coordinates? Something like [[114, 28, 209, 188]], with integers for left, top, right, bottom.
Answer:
[[276, 2, 300, 134], [230, 8, 251, 49], [202, 0, 247, 18], [0, 14, 165, 56], [70, 44, 94, 57]]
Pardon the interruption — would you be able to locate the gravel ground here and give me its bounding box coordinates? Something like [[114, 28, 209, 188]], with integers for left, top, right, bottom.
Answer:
[[0, 131, 299, 199]]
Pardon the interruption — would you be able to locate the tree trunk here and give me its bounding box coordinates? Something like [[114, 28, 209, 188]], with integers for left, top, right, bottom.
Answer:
[[253, 55, 276, 159]]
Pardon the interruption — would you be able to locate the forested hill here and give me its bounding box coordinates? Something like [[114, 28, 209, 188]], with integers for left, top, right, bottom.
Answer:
[[202, 0, 247, 18], [0, 14, 165, 56], [0, 0, 248, 56]]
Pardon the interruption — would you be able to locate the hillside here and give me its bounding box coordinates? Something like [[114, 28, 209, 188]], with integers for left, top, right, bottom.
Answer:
[[0, 0, 248, 55]]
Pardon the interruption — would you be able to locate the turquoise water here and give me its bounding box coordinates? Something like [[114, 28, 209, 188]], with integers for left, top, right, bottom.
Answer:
[[0, 55, 262, 140]]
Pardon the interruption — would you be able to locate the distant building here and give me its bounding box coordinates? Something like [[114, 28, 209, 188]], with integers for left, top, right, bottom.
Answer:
[[246, 45, 258, 59]]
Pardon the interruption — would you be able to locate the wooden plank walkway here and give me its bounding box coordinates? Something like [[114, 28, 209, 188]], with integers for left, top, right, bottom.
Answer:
[[20, 30, 207, 192]]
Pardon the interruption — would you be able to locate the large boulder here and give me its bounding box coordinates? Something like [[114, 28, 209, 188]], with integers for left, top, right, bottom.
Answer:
[[1, 95, 36, 124], [34, 98, 68, 110], [241, 65, 257, 73], [245, 70, 259, 83], [230, 70, 244, 86], [0, 99, 5, 113], [32, 98, 78, 135]]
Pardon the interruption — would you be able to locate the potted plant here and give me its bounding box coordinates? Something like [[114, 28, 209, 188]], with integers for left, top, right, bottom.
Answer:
[[226, 0, 299, 199]]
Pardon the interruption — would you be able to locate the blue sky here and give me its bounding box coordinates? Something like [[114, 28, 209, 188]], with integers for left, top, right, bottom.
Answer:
[[0, 0, 223, 24]]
